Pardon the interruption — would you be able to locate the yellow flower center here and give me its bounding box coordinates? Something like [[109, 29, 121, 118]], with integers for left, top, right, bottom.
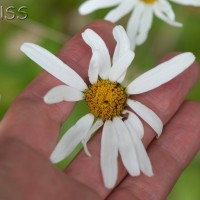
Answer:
[[141, 0, 156, 4], [84, 80, 127, 121]]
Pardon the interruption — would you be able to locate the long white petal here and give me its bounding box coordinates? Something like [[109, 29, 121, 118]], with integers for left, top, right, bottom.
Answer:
[[50, 114, 94, 163], [127, 52, 195, 94], [113, 117, 140, 176], [136, 5, 153, 46], [82, 29, 111, 80], [122, 110, 144, 139], [109, 51, 135, 82], [82, 119, 103, 157], [20, 43, 87, 91], [112, 25, 131, 63], [79, 0, 122, 15], [153, 4, 182, 27], [127, 2, 145, 50], [125, 121, 153, 176], [44, 85, 84, 104], [127, 99, 163, 137], [170, 0, 200, 6], [105, 0, 135, 22], [101, 120, 118, 189]]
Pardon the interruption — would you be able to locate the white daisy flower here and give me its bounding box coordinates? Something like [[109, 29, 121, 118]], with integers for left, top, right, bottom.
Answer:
[[79, 0, 200, 49], [20, 26, 195, 189]]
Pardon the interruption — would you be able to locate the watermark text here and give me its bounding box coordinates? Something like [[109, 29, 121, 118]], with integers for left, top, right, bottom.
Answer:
[[0, 5, 28, 20]]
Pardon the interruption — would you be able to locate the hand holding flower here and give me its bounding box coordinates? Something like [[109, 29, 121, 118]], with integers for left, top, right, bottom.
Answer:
[[0, 21, 199, 200]]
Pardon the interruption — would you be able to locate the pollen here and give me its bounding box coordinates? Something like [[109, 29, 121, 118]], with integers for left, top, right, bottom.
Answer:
[[141, 0, 156, 4], [84, 80, 127, 121]]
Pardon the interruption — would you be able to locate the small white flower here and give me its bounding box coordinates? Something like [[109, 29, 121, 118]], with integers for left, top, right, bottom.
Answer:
[[79, 0, 200, 49], [20, 26, 195, 189]]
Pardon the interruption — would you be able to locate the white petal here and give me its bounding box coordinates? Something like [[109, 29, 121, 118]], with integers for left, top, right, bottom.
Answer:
[[170, 0, 200, 6], [82, 29, 111, 80], [127, 99, 163, 137], [105, 0, 135, 22], [127, 52, 195, 94], [113, 117, 140, 176], [111, 25, 133, 83], [122, 110, 144, 139], [82, 119, 103, 157], [136, 5, 153, 46], [79, 0, 122, 15], [50, 113, 94, 163], [117, 71, 127, 83], [154, 3, 182, 27], [125, 121, 153, 176], [44, 85, 84, 104], [109, 51, 135, 82], [20, 43, 87, 91], [126, 2, 145, 50], [154, 0, 175, 20], [101, 120, 118, 189], [112, 25, 131, 64], [88, 51, 99, 84]]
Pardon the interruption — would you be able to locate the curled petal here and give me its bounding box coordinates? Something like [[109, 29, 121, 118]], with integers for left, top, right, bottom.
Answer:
[[82, 29, 111, 80], [154, 0, 175, 20], [154, 4, 182, 27], [112, 25, 131, 63]]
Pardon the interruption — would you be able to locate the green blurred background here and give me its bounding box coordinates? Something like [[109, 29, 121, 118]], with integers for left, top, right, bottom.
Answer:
[[0, 0, 200, 199]]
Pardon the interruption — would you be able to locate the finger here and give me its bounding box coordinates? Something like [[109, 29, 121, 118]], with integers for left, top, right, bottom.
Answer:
[[65, 54, 200, 198], [0, 20, 115, 156], [0, 138, 102, 200], [107, 101, 200, 200]]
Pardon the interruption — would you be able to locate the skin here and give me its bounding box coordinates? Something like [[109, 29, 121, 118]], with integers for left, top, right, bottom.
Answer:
[[0, 20, 200, 200]]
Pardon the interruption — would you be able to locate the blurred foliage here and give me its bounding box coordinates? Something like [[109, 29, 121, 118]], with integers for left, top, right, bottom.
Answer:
[[0, 0, 200, 199]]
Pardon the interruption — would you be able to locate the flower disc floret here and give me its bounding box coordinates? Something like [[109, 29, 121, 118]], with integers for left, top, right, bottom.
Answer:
[[141, 0, 156, 4], [85, 80, 127, 121]]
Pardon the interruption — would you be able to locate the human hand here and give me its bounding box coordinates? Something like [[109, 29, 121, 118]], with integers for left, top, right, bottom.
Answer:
[[0, 20, 200, 200]]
